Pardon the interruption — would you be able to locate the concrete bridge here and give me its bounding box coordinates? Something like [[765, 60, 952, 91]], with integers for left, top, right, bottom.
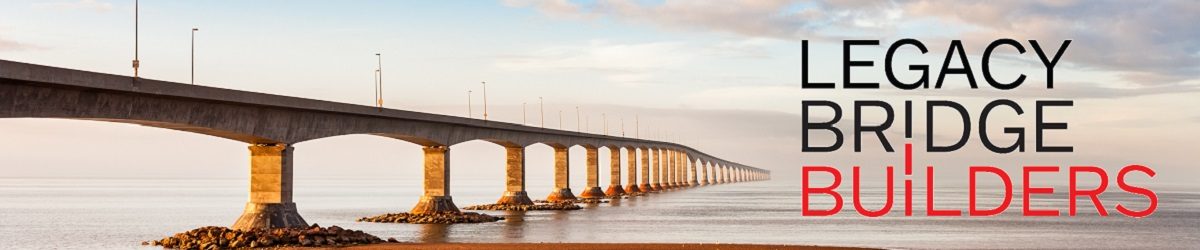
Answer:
[[0, 59, 770, 230]]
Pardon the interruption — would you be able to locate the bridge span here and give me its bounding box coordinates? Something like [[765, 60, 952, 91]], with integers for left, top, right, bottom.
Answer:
[[0, 59, 770, 230]]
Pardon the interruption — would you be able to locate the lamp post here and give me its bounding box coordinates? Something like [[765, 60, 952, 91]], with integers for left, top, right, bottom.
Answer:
[[132, 0, 139, 78], [559, 110, 563, 129], [576, 106, 580, 132], [602, 113, 607, 136], [375, 53, 383, 109], [523, 102, 527, 125], [482, 81, 488, 121], [468, 90, 473, 118], [635, 115, 639, 139], [191, 28, 198, 84], [539, 97, 544, 128]]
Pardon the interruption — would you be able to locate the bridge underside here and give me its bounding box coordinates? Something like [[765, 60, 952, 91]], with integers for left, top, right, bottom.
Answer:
[[0, 60, 770, 230]]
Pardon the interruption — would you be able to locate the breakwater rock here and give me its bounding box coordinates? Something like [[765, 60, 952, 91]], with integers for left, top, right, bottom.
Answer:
[[143, 224, 385, 249], [462, 203, 582, 211], [357, 211, 503, 224]]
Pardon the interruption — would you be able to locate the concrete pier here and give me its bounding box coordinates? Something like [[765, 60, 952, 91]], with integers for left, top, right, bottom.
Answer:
[[624, 148, 641, 193], [668, 150, 677, 188], [723, 165, 731, 183], [546, 146, 577, 202], [688, 156, 698, 186], [578, 146, 606, 198], [604, 147, 626, 196], [410, 146, 460, 214], [662, 149, 672, 188], [650, 148, 662, 190], [232, 144, 308, 230], [639, 148, 652, 191], [497, 146, 534, 205]]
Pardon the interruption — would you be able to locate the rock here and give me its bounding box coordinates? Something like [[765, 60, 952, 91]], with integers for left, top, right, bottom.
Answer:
[[145, 225, 383, 249]]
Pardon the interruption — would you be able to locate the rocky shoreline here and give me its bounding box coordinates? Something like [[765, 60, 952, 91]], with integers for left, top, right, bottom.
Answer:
[[357, 211, 503, 224], [143, 224, 388, 249], [462, 202, 582, 211]]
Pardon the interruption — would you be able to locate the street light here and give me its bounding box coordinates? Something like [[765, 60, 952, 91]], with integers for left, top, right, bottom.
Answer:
[[481, 81, 488, 121], [191, 27, 198, 85], [539, 97, 544, 128], [375, 53, 383, 109], [468, 90, 473, 118], [132, 0, 139, 78], [576, 106, 580, 132], [602, 113, 607, 136], [523, 102, 527, 125]]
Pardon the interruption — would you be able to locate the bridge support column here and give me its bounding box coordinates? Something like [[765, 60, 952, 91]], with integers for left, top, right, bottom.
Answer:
[[639, 148, 652, 192], [411, 146, 460, 214], [546, 146, 577, 202], [688, 156, 698, 186], [578, 147, 606, 198], [651, 149, 662, 190], [624, 147, 641, 193], [724, 166, 731, 183], [232, 144, 308, 230], [662, 149, 672, 188], [497, 146, 533, 205], [666, 150, 675, 188], [604, 147, 626, 196]]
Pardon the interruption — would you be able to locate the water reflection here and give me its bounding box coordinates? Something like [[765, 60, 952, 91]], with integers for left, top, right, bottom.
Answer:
[[417, 224, 449, 243], [500, 210, 527, 239]]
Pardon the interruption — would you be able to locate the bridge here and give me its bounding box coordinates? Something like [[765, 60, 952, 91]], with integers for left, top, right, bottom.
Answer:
[[0, 59, 770, 230]]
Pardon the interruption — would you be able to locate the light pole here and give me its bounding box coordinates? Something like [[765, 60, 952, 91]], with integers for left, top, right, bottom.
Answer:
[[523, 102, 527, 125], [621, 117, 625, 137], [375, 53, 383, 109], [635, 115, 639, 139], [539, 97, 544, 128], [481, 81, 488, 121], [191, 27, 198, 85], [559, 110, 563, 129], [132, 0, 139, 78], [468, 90, 473, 118], [576, 106, 580, 132], [602, 113, 607, 136]]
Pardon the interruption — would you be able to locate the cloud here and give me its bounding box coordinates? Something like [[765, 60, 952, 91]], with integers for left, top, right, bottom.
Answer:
[[493, 40, 693, 85], [0, 36, 42, 52], [503, 0, 902, 40], [504, 0, 1200, 97], [33, 0, 114, 12]]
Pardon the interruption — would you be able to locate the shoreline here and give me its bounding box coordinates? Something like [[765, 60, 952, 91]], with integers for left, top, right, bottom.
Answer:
[[285, 242, 879, 250]]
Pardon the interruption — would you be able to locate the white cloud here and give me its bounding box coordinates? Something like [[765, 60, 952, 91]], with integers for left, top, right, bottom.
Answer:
[[494, 40, 693, 85], [34, 0, 114, 12], [0, 36, 42, 51], [505, 0, 1200, 96]]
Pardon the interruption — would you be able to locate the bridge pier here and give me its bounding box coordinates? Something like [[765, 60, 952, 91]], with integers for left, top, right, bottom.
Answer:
[[546, 146, 577, 202], [624, 147, 641, 193], [651, 148, 662, 190], [638, 148, 652, 192], [667, 149, 676, 188], [700, 161, 709, 185], [688, 156, 698, 186], [578, 146, 606, 198], [604, 147, 626, 196], [232, 144, 308, 230], [411, 146, 460, 214], [661, 149, 671, 189], [497, 146, 534, 205]]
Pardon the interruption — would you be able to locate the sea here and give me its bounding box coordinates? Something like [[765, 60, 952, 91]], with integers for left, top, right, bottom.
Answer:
[[1, 178, 1197, 249]]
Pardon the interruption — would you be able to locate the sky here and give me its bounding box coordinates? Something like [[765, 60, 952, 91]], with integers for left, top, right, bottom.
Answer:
[[0, 0, 1197, 190]]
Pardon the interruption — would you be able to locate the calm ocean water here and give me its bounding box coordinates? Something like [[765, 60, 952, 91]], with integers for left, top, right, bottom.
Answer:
[[0, 178, 1197, 249]]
